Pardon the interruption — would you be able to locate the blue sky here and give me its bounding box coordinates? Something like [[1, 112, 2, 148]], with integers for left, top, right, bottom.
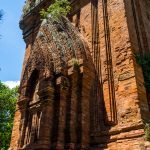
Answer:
[[0, 0, 25, 87]]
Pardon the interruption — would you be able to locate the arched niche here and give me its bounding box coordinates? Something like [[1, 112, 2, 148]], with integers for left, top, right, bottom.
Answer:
[[19, 69, 42, 148], [25, 69, 39, 99]]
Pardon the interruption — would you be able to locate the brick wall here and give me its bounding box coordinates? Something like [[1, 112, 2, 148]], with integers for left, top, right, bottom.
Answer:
[[9, 0, 150, 149]]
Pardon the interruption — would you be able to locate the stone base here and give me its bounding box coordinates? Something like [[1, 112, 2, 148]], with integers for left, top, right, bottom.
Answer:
[[105, 138, 150, 150], [90, 128, 150, 150]]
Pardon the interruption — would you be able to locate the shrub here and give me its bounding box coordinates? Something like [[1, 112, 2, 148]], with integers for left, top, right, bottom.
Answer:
[[144, 123, 150, 141], [40, 0, 71, 20]]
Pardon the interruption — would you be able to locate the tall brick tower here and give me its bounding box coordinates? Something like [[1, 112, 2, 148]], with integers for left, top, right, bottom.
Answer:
[[10, 0, 150, 149]]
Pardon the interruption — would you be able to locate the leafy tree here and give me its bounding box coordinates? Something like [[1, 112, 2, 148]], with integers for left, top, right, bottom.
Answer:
[[40, 0, 71, 20], [0, 82, 18, 150]]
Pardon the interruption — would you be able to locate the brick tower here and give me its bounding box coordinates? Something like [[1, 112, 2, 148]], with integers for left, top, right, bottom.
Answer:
[[10, 0, 150, 149]]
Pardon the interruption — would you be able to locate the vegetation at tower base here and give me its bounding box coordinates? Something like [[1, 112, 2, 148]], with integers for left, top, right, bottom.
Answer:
[[136, 53, 150, 90], [40, 0, 71, 20], [0, 82, 18, 150], [144, 122, 150, 141]]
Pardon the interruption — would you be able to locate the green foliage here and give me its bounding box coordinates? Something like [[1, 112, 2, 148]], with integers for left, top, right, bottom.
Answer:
[[71, 58, 79, 68], [136, 53, 150, 89], [40, 0, 71, 20], [0, 82, 18, 150], [144, 123, 150, 141]]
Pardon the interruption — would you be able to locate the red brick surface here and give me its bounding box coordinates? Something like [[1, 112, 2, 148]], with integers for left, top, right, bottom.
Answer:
[[10, 0, 150, 149]]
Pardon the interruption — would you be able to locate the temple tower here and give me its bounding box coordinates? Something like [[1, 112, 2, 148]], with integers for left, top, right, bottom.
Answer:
[[10, 0, 150, 149]]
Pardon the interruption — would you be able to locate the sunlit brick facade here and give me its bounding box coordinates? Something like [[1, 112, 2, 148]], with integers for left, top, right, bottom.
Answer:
[[10, 0, 150, 149]]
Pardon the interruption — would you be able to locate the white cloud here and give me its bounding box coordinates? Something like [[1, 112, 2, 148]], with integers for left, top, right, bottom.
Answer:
[[3, 81, 20, 89]]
